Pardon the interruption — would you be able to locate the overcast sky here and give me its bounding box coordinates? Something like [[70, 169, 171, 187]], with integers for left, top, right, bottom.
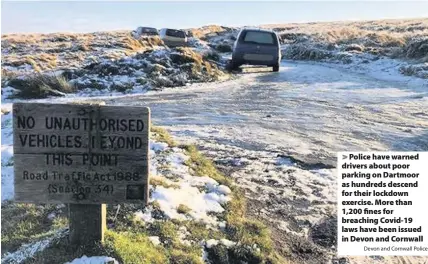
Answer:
[[2, 1, 428, 34]]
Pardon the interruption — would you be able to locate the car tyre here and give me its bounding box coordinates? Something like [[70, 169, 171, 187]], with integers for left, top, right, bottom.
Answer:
[[273, 63, 280, 72], [226, 60, 240, 72]]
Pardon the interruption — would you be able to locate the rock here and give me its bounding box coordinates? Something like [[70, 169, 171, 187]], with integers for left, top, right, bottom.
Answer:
[[170, 53, 195, 64]]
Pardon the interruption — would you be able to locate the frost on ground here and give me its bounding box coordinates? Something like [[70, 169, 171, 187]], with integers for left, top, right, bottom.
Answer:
[[272, 19, 428, 81], [3, 18, 426, 102], [136, 142, 232, 226], [200, 18, 428, 81], [119, 56, 426, 263], [196, 141, 337, 262], [65, 256, 119, 264], [2, 47, 227, 100], [1, 29, 228, 100], [1, 118, 273, 263], [1, 105, 14, 201], [1, 230, 67, 264]]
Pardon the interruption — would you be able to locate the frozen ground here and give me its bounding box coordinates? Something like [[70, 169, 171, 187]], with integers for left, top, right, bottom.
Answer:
[[113, 60, 428, 166], [2, 55, 427, 263], [110, 59, 427, 263]]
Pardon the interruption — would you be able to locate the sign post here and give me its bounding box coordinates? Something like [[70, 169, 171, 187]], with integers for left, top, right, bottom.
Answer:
[[13, 103, 150, 245]]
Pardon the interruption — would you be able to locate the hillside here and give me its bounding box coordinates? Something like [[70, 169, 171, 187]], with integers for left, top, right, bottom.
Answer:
[[2, 18, 427, 100]]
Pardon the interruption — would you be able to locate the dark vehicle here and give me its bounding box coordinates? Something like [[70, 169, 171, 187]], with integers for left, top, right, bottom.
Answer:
[[230, 28, 281, 72], [134, 27, 159, 36]]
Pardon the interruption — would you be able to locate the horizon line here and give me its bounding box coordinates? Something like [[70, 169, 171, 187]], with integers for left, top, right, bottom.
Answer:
[[2, 16, 427, 35]]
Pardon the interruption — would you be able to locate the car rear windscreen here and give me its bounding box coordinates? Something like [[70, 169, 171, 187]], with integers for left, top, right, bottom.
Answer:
[[143, 28, 157, 33], [166, 29, 186, 38], [242, 31, 276, 45]]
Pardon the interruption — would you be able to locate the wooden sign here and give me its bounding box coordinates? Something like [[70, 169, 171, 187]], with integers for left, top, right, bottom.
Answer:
[[13, 103, 150, 204]]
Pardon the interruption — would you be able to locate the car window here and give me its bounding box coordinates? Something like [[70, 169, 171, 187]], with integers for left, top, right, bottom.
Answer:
[[138, 28, 157, 36], [242, 31, 276, 45], [166, 29, 186, 38]]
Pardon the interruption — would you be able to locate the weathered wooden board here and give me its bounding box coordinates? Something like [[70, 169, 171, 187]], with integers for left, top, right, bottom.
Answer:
[[69, 204, 106, 245], [13, 103, 150, 204]]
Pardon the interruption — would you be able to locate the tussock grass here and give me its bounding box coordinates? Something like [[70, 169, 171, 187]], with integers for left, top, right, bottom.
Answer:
[[151, 126, 177, 147], [184, 221, 225, 241], [26, 57, 42, 72], [223, 191, 276, 256], [117, 35, 164, 51], [182, 145, 233, 187], [170, 47, 204, 65], [318, 28, 407, 47], [176, 204, 192, 215], [72, 43, 91, 52], [1, 68, 17, 83], [150, 221, 178, 243], [140, 36, 164, 47], [188, 25, 228, 39], [168, 48, 225, 81], [169, 247, 204, 264], [150, 176, 181, 189], [37, 53, 58, 64], [4, 54, 59, 72], [120, 35, 146, 51], [273, 18, 428, 62], [105, 231, 167, 264], [148, 221, 204, 264], [119, 35, 164, 51], [8, 74, 75, 99]]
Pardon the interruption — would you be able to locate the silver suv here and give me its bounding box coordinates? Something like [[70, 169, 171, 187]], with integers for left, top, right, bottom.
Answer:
[[230, 28, 281, 72]]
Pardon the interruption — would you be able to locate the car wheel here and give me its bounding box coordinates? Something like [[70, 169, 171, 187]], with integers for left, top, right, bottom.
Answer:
[[226, 60, 240, 72], [273, 63, 280, 72]]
